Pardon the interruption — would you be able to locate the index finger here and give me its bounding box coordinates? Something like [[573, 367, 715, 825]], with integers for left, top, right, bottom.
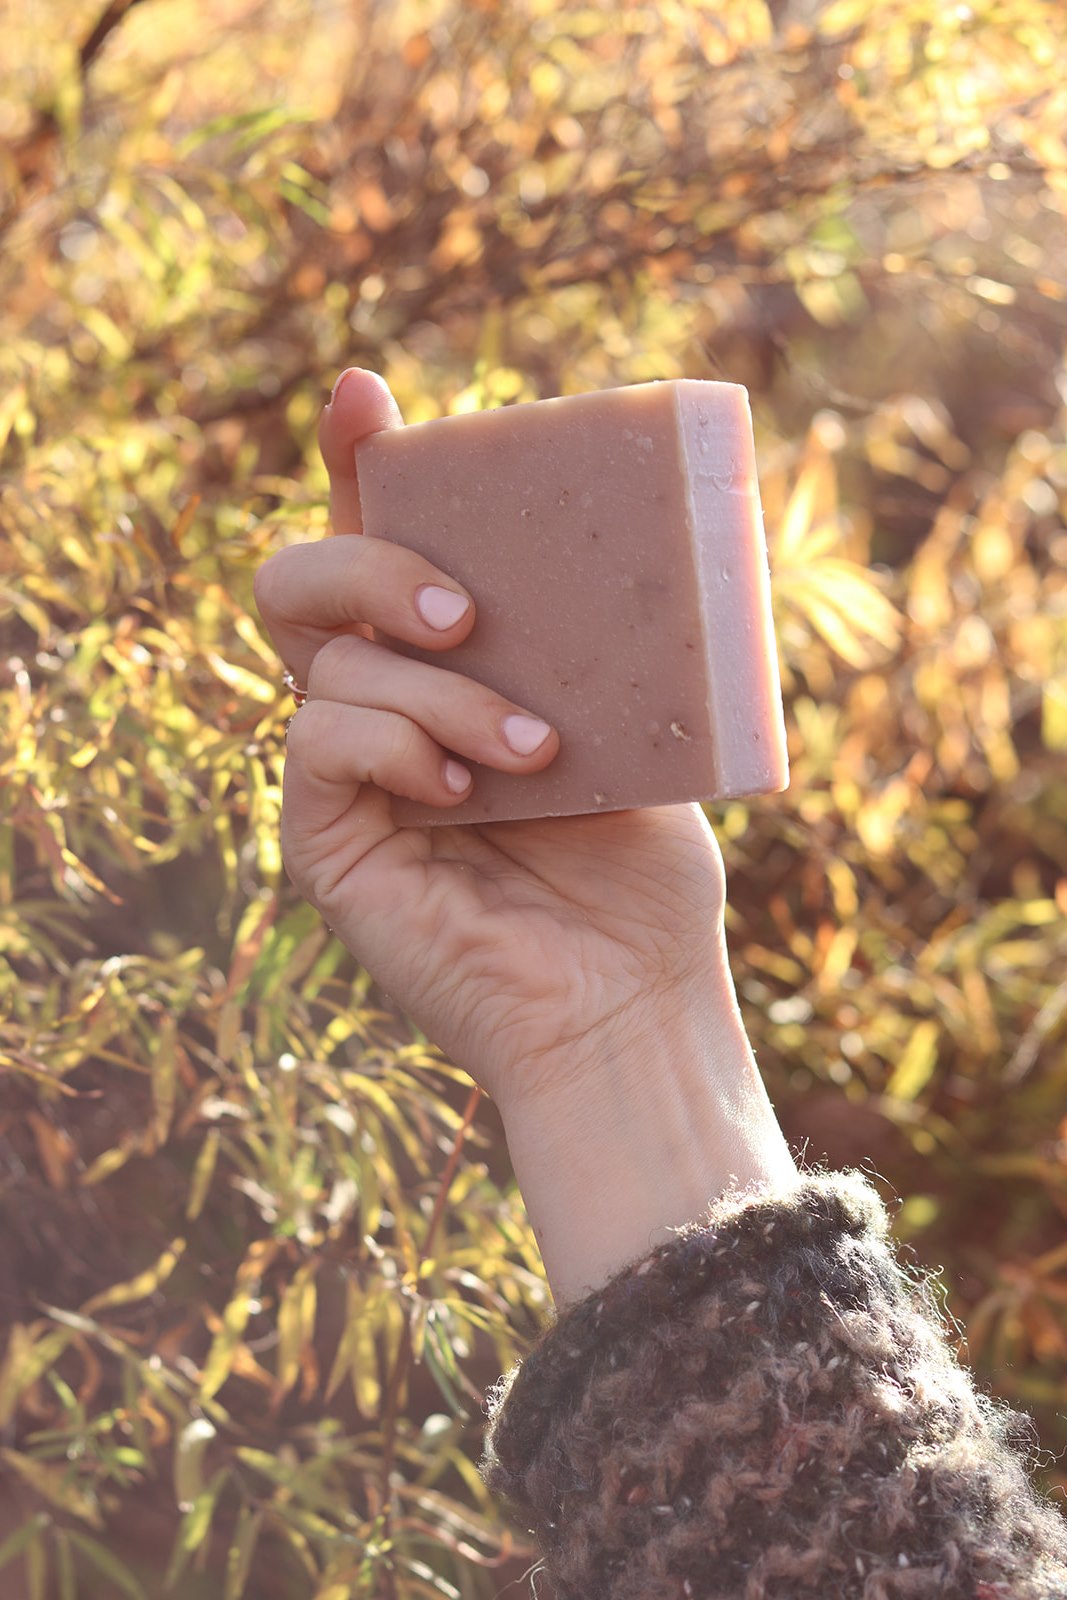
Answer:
[[318, 367, 404, 536]]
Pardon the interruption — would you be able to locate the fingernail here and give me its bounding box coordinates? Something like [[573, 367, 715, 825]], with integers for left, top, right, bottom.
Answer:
[[502, 714, 552, 755], [328, 368, 357, 407], [416, 585, 471, 630], [444, 759, 472, 793]]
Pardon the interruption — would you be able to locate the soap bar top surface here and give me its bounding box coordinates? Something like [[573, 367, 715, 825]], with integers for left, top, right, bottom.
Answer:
[[354, 380, 789, 826]]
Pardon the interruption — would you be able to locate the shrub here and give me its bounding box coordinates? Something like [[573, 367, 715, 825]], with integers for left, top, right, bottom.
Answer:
[[1, 0, 1066, 1593]]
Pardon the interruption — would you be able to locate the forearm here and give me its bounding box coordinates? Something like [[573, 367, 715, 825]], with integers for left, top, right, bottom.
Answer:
[[500, 964, 799, 1308]]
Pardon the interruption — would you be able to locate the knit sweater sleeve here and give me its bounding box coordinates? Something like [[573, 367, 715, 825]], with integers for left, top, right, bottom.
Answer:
[[479, 1168, 1067, 1599]]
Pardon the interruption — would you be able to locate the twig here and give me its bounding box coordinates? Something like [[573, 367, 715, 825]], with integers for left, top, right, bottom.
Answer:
[[1, 0, 157, 237], [79, 0, 153, 76]]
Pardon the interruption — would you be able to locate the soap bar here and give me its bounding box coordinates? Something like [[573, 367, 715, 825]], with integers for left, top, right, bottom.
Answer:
[[355, 379, 789, 827]]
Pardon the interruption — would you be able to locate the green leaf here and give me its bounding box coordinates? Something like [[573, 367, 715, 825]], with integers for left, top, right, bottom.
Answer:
[[326, 1279, 368, 1401], [175, 107, 316, 157], [165, 1467, 230, 1590], [0, 1513, 50, 1572], [224, 1505, 263, 1600], [423, 1326, 469, 1421], [0, 1450, 103, 1527], [233, 1447, 295, 1487], [66, 1532, 148, 1600], [272, 1502, 342, 1544], [181, 1469, 230, 1555], [396, 1556, 461, 1598], [25, 1530, 48, 1600], [55, 1530, 77, 1600]]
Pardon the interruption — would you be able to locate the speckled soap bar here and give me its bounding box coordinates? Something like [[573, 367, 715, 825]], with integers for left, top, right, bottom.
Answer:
[[355, 379, 789, 827]]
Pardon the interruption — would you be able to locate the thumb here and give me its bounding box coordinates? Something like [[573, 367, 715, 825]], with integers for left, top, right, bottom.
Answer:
[[317, 367, 404, 538]]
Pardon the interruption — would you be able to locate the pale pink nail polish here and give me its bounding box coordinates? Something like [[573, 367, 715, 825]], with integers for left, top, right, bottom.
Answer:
[[328, 369, 357, 407]]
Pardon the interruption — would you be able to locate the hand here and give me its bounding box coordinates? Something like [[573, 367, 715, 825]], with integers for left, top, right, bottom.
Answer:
[[253, 370, 733, 1129]]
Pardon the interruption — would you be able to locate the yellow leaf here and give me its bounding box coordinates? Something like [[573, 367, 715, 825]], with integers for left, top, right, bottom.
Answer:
[[233, 610, 281, 667], [204, 651, 278, 704], [79, 306, 132, 360], [799, 560, 902, 649], [200, 1240, 279, 1403], [0, 1326, 75, 1428], [59, 848, 124, 905], [817, 926, 858, 990], [26, 1110, 75, 1190], [186, 1129, 221, 1220], [886, 1020, 941, 1102], [351, 1299, 383, 1419], [80, 1137, 142, 1186], [215, 998, 242, 1064], [785, 585, 873, 668], [81, 1239, 187, 1315], [774, 455, 838, 565], [1042, 678, 1067, 751], [151, 1015, 178, 1145], [0, 383, 28, 454], [322, 1283, 354, 1401], [200, 1291, 254, 1403], [171, 495, 201, 553], [272, 1260, 318, 1407]]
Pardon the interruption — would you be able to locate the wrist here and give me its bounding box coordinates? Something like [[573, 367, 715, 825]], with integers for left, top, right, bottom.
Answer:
[[500, 968, 799, 1309]]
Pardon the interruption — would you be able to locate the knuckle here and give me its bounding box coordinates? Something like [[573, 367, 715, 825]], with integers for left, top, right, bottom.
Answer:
[[337, 531, 385, 588], [279, 817, 306, 888], [340, 533, 446, 601], [252, 550, 286, 616], [387, 714, 425, 769], [482, 690, 517, 742], [253, 543, 306, 618], [306, 632, 369, 698], [283, 698, 335, 763]]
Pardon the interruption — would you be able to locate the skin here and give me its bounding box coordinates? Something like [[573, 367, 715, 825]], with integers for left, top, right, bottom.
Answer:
[[254, 368, 798, 1307]]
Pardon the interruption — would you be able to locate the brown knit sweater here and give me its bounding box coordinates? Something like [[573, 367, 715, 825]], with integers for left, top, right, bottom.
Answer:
[[480, 1168, 1067, 1598]]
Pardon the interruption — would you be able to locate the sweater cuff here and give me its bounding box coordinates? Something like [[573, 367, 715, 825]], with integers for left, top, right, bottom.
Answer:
[[480, 1167, 1067, 1598]]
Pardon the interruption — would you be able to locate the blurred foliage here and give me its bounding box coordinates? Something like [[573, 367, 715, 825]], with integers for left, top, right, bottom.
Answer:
[[1, 0, 1067, 1593]]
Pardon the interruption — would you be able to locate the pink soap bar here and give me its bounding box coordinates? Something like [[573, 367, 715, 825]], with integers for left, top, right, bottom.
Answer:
[[355, 380, 789, 827]]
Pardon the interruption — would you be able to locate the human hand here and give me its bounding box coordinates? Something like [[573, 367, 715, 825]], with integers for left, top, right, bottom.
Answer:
[[253, 369, 734, 1129]]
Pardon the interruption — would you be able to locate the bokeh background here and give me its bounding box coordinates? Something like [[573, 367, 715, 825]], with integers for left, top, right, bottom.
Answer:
[[2, 0, 1067, 1595]]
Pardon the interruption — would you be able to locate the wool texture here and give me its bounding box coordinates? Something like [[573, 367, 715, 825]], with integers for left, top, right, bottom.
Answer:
[[480, 1168, 1067, 1599]]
